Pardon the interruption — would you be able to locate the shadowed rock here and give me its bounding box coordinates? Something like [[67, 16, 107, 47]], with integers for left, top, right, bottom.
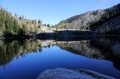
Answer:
[[112, 45, 120, 59]]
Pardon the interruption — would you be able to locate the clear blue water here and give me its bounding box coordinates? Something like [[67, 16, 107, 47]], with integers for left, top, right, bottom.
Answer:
[[0, 44, 120, 79]]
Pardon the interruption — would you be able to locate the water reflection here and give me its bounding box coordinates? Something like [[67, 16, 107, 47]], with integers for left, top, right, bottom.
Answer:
[[57, 37, 120, 70], [0, 39, 56, 69], [0, 38, 120, 69], [0, 37, 120, 78]]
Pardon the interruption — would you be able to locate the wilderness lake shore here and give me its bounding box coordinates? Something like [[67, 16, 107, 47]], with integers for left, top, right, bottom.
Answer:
[[1, 31, 119, 79], [1, 30, 120, 40]]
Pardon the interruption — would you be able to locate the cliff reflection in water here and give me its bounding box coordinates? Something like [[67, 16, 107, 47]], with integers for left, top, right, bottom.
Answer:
[[0, 37, 120, 70], [57, 37, 120, 70]]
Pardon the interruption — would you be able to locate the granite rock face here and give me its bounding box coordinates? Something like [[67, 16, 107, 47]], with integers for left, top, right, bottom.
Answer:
[[56, 3, 120, 31], [37, 68, 115, 79]]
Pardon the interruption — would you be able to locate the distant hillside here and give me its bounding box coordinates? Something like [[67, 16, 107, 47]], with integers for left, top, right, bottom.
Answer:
[[0, 6, 54, 36], [56, 4, 120, 31]]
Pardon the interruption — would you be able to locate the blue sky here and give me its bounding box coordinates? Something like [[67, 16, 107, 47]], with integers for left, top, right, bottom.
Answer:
[[0, 0, 120, 25]]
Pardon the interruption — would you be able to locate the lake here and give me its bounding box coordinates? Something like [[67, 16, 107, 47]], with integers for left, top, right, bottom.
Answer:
[[0, 37, 120, 79]]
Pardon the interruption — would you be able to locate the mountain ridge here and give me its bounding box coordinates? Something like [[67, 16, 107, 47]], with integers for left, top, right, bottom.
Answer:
[[56, 3, 120, 32]]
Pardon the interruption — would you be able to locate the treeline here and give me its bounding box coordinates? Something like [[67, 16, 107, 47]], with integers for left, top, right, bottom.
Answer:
[[0, 6, 43, 36], [0, 7, 25, 35], [88, 4, 120, 31]]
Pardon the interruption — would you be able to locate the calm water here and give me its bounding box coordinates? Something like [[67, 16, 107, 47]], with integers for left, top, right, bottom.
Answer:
[[0, 38, 120, 79]]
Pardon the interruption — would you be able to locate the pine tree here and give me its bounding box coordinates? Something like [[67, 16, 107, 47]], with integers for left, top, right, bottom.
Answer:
[[0, 16, 3, 28], [34, 26, 39, 34], [107, 14, 109, 19], [22, 24, 26, 35], [52, 25, 54, 28], [1, 5, 2, 10], [47, 24, 50, 27], [14, 20, 19, 34], [105, 26, 109, 33], [9, 19, 14, 32], [88, 26, 90, 31], [2, 9, 6, 29], [100, 29, 103, 34], [38, 25, 41, 29], [38, 19, 41, 24], [45, 24, 46, 26], [19, 16, 22, 20]]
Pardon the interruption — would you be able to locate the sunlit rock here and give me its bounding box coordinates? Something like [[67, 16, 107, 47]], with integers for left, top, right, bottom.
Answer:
[[37, 68, 115, 79]]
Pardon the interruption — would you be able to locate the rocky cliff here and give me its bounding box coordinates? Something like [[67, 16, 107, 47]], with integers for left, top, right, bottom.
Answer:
[[56, 3, 120, 32]]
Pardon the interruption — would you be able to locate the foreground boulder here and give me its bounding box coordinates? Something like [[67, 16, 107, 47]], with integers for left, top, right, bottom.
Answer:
[[37, 68, 115, 79]]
